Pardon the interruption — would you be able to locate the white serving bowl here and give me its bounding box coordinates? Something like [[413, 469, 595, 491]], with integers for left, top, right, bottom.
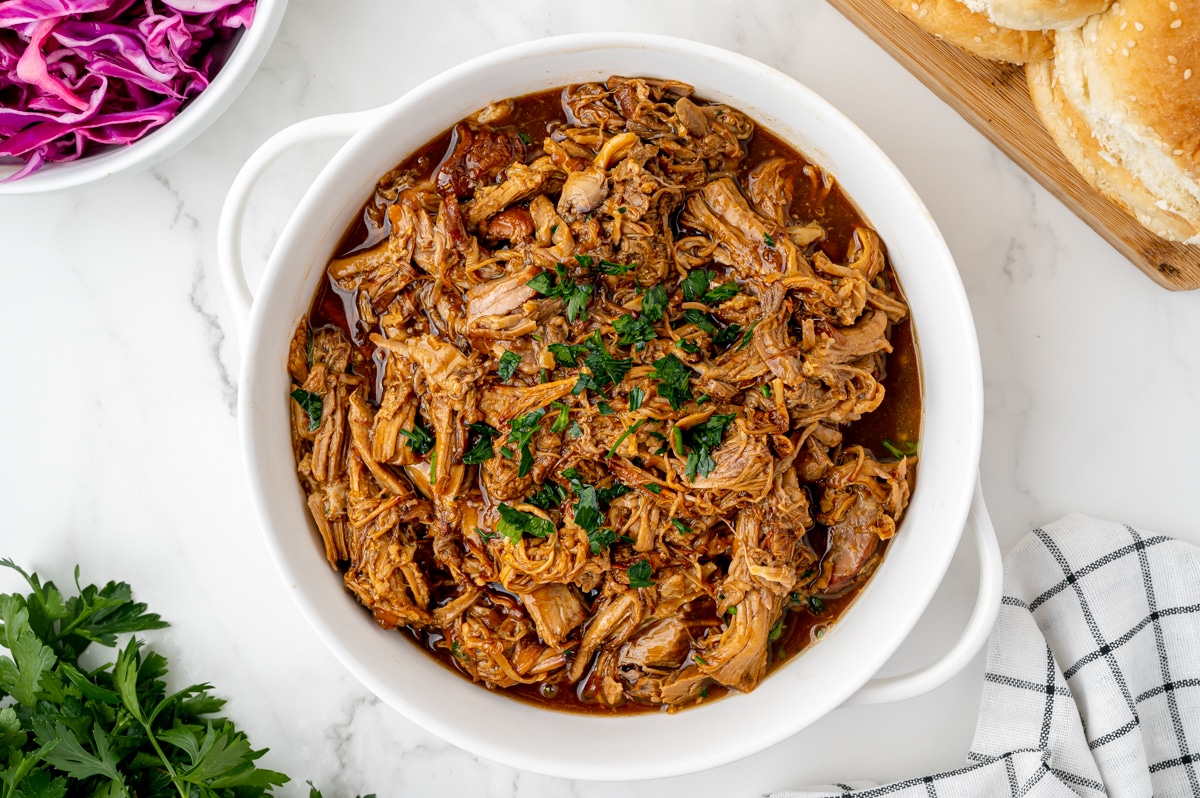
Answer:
[[0, 0, 288, 194], [220, 33, 999, 781]]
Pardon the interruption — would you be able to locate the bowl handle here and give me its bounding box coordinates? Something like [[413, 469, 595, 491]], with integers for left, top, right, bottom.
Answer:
[[217, 109, 379, 333], [843, 476, 1003, 706]]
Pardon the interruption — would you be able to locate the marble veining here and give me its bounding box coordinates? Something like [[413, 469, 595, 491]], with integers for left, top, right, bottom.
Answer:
[[2, 0, 1199, 795]]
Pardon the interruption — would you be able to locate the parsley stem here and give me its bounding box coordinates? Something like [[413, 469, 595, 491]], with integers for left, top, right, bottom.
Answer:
[[607, 419, 644, 458]]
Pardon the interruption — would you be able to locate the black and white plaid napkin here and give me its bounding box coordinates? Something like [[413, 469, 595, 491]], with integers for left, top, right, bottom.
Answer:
[[770, 514, 1200, 798]]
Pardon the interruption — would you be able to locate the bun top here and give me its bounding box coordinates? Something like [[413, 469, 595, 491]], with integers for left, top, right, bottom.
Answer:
[[961, 0, 1110, 30], [1082, 0, 1200, 177]]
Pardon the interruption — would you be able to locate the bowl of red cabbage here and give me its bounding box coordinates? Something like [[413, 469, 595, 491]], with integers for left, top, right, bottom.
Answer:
[[0, 0, 287, 193]]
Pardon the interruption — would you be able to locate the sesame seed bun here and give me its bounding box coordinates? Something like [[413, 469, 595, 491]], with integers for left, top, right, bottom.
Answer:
[[1031, 0, 1200, 242], [883, 0, 1056, 63], [959, 0, 1111, 31]]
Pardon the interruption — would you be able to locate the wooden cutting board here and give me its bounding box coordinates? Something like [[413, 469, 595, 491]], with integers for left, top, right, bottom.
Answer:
[[826, 0, 1200, 291]]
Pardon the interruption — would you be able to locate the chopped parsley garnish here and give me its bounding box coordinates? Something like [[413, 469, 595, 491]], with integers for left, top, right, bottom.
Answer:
[[737, 320, 759, 351], [579, 331, 632, 393], [477, 527, 497, 543], [650, 353, 693, 410], [644, 482, 662, 494], [526, 263, 593, 323], [549, 401, 571, 433], [713, 322, 743, 348], [683, 413, 737, 482], [727, 605, 738, 616], [681, 268, 714, 302], [627, 559, 654, 588], [607, 419, 644, 458], [696, 393, 710, 405], [618, 206, 627, 214], [597, 401, 615, 416], [703, 282, 741, 303], [760, 384, 772, 398], [574, 253, 594, 268], [613, 313, 656, 350], [429, 449, 438, 484], [598, 482, 632, 504], [640, 283, 668, 322], [600, 259, 636, 275], [497, 349, 521, 381], [507, 408, 546, 477], [683, 268, 743, 304], [763, 232, 776, 248], [682, 308, 718, 336], [527, 480, 567, 509], [676, 338, 702, 354], [806, 596, 825, 614], [517, 131, 532, 146], [290, 388, 322, 431], [452, 640, 466, 659], [570, 482, 603, 538], [769, 618, 786, 643], [628, 386, 645, 411], [548, 342, 587, 367], [671, 425, 685, 457], [567, 420, 584, 438], [463, 422, 499, 464], [586, 528, 623, 555], [670, 518, 692, 535], [398, 421, 435, 455], [882, 439, 919, 458], [496, 503, 556, 541]]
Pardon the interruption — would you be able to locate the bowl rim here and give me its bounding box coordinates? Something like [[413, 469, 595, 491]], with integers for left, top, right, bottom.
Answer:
[[0, 0, 290, 195], [237, 31, 984, 781]]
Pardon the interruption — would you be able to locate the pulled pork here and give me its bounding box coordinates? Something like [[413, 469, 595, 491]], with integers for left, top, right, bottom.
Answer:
[[288, 77, 917, 712]]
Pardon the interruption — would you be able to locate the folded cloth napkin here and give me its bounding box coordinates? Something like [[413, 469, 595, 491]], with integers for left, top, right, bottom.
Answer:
[[771, 514, 1200, 798]]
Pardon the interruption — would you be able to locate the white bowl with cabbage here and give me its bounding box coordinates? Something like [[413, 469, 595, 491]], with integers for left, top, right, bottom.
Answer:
[[0, 0, 287, 193]]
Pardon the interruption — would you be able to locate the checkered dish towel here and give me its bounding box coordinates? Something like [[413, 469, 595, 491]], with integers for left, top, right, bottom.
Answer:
[[771, 514, 1200, 798]]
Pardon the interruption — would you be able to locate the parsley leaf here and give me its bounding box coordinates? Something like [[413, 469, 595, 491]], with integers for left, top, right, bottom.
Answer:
[[650, 354, 693, 410], [527, 481, 567, 510], [676, 338, 701, 354], [398, 422, 434, 455], [600, 259, 635, 275], [628, 386, 645, 411], [681, 268, 714, 302], [682, 413, 737, 481], [496, 504, 556, 541], [526, 264, 593, 323], [644, 482, 662, 494], [882, 439, 919, 458], [507, 409, 546, 478], [517, 131, 532, 146], [607, 420, 644, 458], [713, 323, 743, 348], [670, 518, 692, 535], [627, 560, 654, 588], [526, 269, 558, 295], [807, 596, 825, 614], [640, 283, 668, 322], [763, 232, 776, 247], [682, 308, 718, 336], [737, 320, 759, 351], [290, 389, 322, 432], [549, 401, 571, 434], [565, 283, 593, 323], [613, 313, 656, 350], [462, 422, 499, 465], [497, 350, 521, 381], [580, 331, 632, 393], [548, 342, 587, 367], [703, 282, 741, 303], [573, 253, 594, 269], [586, 528, 622, 555]]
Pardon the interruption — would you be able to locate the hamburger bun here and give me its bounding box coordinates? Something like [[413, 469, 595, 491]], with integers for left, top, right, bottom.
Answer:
[[1029, 0, 1200, 242], [959, 0, 1111, 31], [883, 0, 1056, 63]]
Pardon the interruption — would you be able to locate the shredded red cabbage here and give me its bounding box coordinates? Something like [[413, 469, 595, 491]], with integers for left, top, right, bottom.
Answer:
[[0, 0, 256, 180]]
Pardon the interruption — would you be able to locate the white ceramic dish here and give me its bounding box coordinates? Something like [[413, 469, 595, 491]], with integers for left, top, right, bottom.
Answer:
[[218, 33, 1002, 781], [0, 0, 289, 194]]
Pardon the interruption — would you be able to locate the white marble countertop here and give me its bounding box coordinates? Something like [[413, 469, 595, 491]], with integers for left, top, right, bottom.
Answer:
[[3, 1, 1199, 795]]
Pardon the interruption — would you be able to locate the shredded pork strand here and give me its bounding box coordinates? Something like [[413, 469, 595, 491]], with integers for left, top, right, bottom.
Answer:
[[288, 76, 916, 712]]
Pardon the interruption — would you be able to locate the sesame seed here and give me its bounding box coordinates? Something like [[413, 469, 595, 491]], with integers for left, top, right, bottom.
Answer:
[[911, 2, 918, 9], [1106, 46, 1115, 54], [1122, 47, 1130, 56], [1175, 149, 1185, 156], [1120, 20, 1128, 29], [1134, 21, 1143, 30], [1126, 40, 1137, 47], [1169, 55, 1178, 64], [974, 35, 983, 42], [1170, 19, 1182, 28], [1129, 95, 1137, 102], [1186, 68, 1193, 79], [1170, 1, 1177, 10], [989, 25, 998, 32]]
